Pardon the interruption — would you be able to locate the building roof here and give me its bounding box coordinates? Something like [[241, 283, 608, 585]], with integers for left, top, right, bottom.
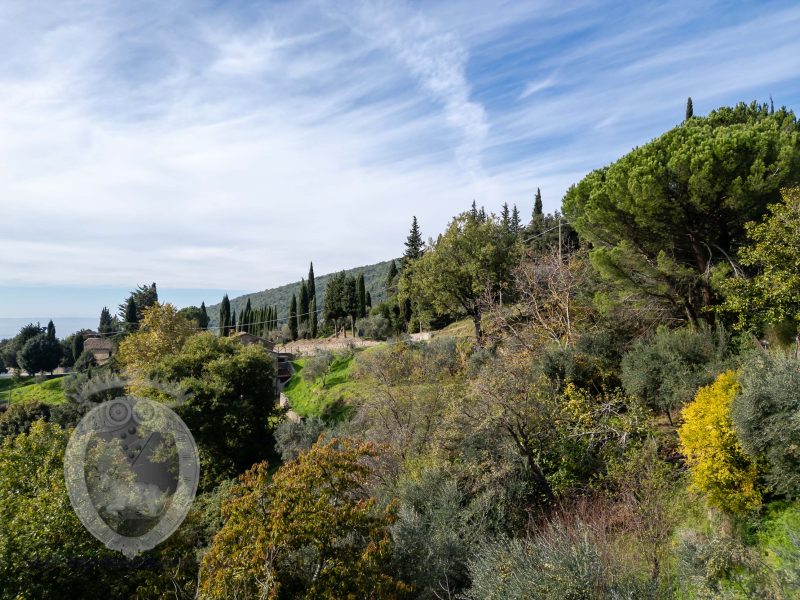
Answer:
[[84, 337, 115, 351], [231, 331, 276, 351]]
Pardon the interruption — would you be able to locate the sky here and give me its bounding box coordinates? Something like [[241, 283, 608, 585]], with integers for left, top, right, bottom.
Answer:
[[1, 0, 799, 319]]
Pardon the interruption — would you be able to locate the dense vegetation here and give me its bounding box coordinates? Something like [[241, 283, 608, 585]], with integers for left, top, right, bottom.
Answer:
[[2, 101, 800, 598]]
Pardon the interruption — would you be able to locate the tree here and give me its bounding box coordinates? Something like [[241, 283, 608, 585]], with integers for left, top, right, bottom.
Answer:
[[722, 188, 800, 343], [310, 296, 318, 338], [343, 275, 358, 336], [116, 303, 195, 384], [289, 293, 298, 341], [733, 352, 800, 499], [199, 439, 409, 599], [46, 320, 55, 341], [178, 305, 208, 329], [151, 333, 277, 488], [621, 325, 724, 424], [489, 247, 591, 351], [2, 323, 43, 370], [17, 334, 62, 374], [98, 307, 115, 335], [219, 294, 231, 336], [401, 212, 520, 343], [404, 216, 424, 262], [678, 371, 762, 513], [357, 273, 367, 318], [501, 203, 511, 231], [71, 331, 85, 363], [124, 297, 138, 330], [118, 282, 158, 322], [323, 271, 347, 336], [243, 298, 252, 332], [199, 301, 209, 330], [685, 96, 694, 121], [386, 259, 399, 295], [563, 102, 800, 324], [299, 280, 309, 325], [532, 187, 543, 232], [308, 262, 316, 301], [511, 204, 522, 235], [0, 421, 130, 598], [366, 291, 372, 310]]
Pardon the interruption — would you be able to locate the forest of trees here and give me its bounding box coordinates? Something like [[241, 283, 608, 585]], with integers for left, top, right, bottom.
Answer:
[[2, 101, 800, 598]]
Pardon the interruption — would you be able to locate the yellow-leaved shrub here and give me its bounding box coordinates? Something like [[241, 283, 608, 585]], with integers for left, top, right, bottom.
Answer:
[[678, 371, 761, 514]]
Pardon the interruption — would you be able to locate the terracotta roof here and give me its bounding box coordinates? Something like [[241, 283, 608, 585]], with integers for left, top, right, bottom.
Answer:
[[84, 337, 115, 351], [231, 331, 276, 351]]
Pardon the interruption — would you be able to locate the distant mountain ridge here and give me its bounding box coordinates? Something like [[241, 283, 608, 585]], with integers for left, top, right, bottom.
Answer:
[[207, 259, 396, 327]]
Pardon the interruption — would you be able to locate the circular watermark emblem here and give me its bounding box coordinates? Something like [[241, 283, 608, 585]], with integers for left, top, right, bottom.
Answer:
[[64, 379, 200, 559]]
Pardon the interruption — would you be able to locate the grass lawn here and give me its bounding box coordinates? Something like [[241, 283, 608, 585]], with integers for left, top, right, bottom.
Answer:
[[0, 376, 66, 405], [282, 354, 367, 420]]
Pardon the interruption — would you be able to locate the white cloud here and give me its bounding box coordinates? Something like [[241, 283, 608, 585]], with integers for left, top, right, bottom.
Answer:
[[0, 0, 799, 313]]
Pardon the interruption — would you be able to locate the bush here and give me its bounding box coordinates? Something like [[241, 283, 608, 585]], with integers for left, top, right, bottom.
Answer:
[[678, 371, 762, 513], [0, 401, 51, 443], [733, 352, 800, 498], [72, 349, 97, 372], [301, 351, 334, 385], [465, 521, 658, 599], [274, 417, 327, 461], [389, 469, 488, 599], [356, 314, 393, 340], [621, 325, 726, 422]]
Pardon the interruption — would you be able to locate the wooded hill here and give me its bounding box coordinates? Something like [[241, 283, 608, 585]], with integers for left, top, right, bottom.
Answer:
[[206, 259, 395, 327]]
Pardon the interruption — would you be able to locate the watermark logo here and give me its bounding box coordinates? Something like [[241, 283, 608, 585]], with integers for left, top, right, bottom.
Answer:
[[64, 378, 200, 559]]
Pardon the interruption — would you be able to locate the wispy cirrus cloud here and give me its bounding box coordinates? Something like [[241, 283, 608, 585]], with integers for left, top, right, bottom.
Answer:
[[0, 0, 799, 318]]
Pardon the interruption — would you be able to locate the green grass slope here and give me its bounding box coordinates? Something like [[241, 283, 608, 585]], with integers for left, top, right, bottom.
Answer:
[[282, 354, 367, 420], [0, 376, 66, 405], [207, 258, 396, 327]]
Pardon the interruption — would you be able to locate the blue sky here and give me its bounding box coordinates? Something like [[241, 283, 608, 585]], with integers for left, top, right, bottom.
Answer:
[[1, 0, 799, 320]]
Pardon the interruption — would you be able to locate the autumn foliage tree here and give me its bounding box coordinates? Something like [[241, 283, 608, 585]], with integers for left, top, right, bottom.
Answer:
[[199, 438, 409, 599], [678, 371, 762, 514], [116, 303, 195, 384]]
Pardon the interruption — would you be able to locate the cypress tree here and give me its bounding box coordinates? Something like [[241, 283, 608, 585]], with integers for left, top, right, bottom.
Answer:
[[289, 294, 298, 341], [366, 291, 372, 310], [199, 302, 209, 330], [219, 294, 231, 336], [310, 297, 318, 338], [357, 273, 367, 318], [685, 96, 693, 121], [299, 280, 309, 324], [125, 297, 138, 329], [532, 187, 544, 233], [308, 262, 316, 300], [404, 216, 424, 262], [344, 276, 357, 337], [386, 260, 399, 293], [72, 331, 84, 361], [231, 311, 236, 332], [46, 320, 56, 341], [244, 299, 252, 333]]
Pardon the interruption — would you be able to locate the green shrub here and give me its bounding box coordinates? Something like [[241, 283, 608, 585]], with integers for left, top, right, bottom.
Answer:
[[621, 325, 727, 421], [733, 352, 800, 498], [356, 314, 392, 340]]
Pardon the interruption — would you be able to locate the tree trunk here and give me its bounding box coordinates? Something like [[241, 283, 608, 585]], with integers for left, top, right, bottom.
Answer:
[[689, 235, 714, 324], [472, 312, 483, 346]]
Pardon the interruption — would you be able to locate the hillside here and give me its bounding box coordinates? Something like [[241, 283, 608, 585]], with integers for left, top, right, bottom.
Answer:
[[207, 259, 396, 327]]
